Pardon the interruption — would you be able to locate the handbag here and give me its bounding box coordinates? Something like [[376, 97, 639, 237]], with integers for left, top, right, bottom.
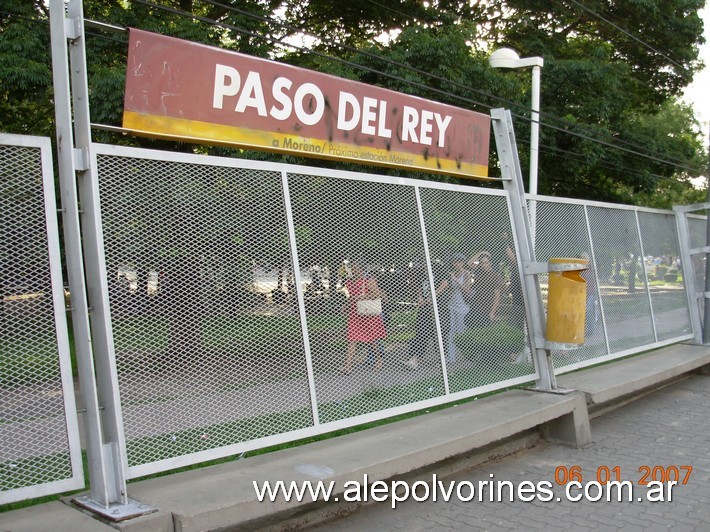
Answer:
[[357, 298, 383, 316], [355, 277, 382, 316]]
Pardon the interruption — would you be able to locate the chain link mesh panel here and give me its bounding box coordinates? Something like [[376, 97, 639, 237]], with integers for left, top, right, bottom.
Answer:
[[637, 211, 692, 341], [532, 200, 608, 368], [92, 146, 692, 476], [687, 215, 707, 325], [96, 153, 312, 472], [586, 206, 656, 352], [419, 188, 534, 393], [287, 174, 447, 423], [687, 215, 707, 251], [1, 140, 80, 502]]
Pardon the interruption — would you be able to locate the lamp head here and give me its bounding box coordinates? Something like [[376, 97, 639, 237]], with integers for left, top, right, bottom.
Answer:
[[489, 48, 521, 69], [489, 48, 544, 69]]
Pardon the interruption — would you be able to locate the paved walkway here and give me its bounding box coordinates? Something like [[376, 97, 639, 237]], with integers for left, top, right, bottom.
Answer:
[[317, 373, 710, 531]]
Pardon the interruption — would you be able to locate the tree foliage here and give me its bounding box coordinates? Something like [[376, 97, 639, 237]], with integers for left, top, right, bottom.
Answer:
[[0, 0, 706, 205]]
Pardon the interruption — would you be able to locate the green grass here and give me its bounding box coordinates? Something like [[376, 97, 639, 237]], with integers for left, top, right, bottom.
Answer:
[[126, 408, 313, 466], [123, 354, 532, 469], [0, 328, 62, 386], [318, 374, 446, 423], [112, 315, 171, 352], [3, 301, 679, 513], [0, 453, 73, 492], [123, 370, 447, 466], [0, 451, 88, 513]]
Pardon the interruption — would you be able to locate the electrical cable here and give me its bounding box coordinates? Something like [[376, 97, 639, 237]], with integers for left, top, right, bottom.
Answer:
[[2, 4, 703, 177], [564, 0, 692, 75], [191, 0, 705, 173]]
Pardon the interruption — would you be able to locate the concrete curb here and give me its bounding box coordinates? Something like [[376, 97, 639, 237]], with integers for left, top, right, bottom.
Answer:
[[3, 342, 710, 531], [557, 342, 710, 406], [117, 389, 587, 531]]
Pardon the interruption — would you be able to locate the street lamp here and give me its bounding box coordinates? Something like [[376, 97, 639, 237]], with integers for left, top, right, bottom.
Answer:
[[489, 48, 544, 197]]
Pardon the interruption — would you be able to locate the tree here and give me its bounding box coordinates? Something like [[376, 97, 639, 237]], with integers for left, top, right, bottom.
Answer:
[[1, 0, 706, 206], [0, 1, 53, 137]]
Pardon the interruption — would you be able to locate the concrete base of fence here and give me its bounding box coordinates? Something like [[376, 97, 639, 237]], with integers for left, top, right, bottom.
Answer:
[[0, 501, 115, 532], [557, 342, 710, 412], [6, 342, 710, 532], [99, 388, 589, 532]]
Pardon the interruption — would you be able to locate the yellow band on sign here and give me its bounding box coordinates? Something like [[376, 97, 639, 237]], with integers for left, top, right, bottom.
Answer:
[[123, 111, 491, 180]]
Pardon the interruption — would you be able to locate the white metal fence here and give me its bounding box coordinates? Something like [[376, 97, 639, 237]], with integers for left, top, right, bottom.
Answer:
[[684, 213, 708, 327], [532, 196, 694, 374], [0, 133, 704, 504], [90, 143, 538, 478], [0, 134, 83, 505]]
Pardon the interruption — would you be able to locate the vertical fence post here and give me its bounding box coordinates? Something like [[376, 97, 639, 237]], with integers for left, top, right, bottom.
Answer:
[[583, 206, 611, 355], [414, 187, 450, 395], [49, 0, 151, 519], [635, 211, 658, 342], [491, 109, 556, 390], [49, 0, 115, 509], [280, 171, 321, 427], [703, 130, 710, 344]]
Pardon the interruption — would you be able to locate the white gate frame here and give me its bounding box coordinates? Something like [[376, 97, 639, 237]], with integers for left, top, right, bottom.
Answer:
[[88, 141, 541, 479], [674, 202, 709, 345], [0, 133, 84, 504]]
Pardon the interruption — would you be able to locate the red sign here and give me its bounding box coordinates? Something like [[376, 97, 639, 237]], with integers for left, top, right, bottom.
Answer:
[[123, 29, 491, 179]]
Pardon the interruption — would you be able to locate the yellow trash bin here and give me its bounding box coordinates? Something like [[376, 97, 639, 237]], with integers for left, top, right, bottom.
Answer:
[[546, 257, 589, 346]]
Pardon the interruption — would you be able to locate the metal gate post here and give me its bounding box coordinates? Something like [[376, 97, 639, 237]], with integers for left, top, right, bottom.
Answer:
[[673, 203, 708, 345], [491, 108, 557, 390], [49, 0, 151, 519]]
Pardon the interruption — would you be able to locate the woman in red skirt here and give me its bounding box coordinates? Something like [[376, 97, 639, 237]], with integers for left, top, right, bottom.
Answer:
[[342, 263, 387, 373]]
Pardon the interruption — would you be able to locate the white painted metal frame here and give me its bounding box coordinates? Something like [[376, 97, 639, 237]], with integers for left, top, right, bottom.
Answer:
[[674, 204, 709, 344], [414, 187, 451, 396], [280, 170, 321, 427], [89, 141, 539, 479], [527, 194, 695, 375], [49, 0, 133, 515], [0, 134, 84, 504], [584, 205, 611, 355], [492, 109, 556, 390]]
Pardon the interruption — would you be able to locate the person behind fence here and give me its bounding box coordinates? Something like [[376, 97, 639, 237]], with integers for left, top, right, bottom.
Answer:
[[580, 252, 598, 335], [342, 262, 386, 374], [365, 266, 389, 366], [402, 266, 440, 370], [501, 233, 525, 332], [467, 250, 504, 328], [437, 253, 473, 364]]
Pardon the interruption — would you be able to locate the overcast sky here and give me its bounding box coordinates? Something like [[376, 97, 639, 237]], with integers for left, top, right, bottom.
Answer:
[[682, 6, 710, 141]]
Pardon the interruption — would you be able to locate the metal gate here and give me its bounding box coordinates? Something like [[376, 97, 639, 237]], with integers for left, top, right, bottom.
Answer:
[[674, 203, 709, 342], [87, 142, 538, 478], [532, 196, 695, 374], [0, 134, 83, 504]]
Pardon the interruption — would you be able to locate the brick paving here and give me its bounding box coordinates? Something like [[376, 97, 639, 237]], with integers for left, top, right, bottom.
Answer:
[[318, 373, 710, 531]]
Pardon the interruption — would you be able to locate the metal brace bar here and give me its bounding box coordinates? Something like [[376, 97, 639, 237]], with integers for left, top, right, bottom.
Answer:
[[672, 202, 710, 214], [84, 18, 128, 34], [689, 246, 710, 255]]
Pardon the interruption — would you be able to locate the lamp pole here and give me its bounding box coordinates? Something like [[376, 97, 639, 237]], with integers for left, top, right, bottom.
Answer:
[[489, 48, 544, 243], [529, 62, 541, 198], [703, 127, 710, 343]]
